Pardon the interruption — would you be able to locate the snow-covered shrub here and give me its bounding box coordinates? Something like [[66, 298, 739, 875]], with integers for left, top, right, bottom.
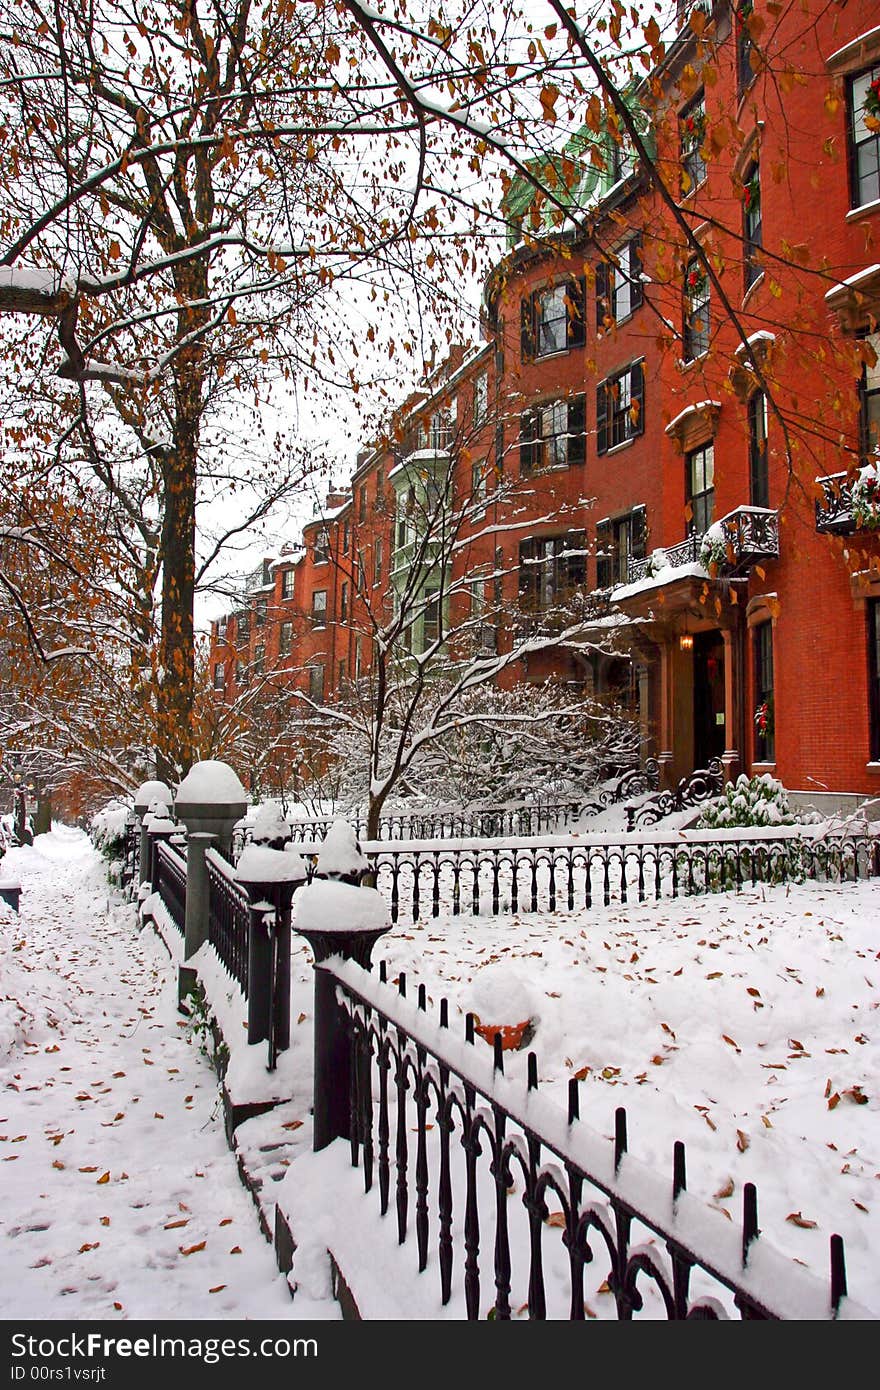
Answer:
[[695, 773, 798, 830], [698, 523, 729, 574], [851, 461, 880, 531], [90, 799, 132, 858]]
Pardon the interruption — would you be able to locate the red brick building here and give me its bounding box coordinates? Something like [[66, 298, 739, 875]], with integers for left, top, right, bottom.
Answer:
[[209, 0, 880, 803]]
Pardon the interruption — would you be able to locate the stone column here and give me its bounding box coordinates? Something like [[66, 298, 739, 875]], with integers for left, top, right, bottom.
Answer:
[[133, 780, 173, 887], [174, 760, 248, 1007], [234, 845, 308, 1066], [293, 879, 391, 1152], [721, 626, 742, 784]]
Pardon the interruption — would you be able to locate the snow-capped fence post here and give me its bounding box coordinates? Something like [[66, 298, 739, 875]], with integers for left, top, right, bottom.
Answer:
[[293, 878, 391, 1152], [174, 761, 248, 1008], [133, 780, 173, 888], [233, 845, 308, 1067], [145, 810, 176, 894]]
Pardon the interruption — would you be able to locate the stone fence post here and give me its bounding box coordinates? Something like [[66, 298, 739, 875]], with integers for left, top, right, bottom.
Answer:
[[234, 845, 308, 1067], [293, 877, 391, 1152], [174, 760, 247, 1007], [133, 780, 173, 888]]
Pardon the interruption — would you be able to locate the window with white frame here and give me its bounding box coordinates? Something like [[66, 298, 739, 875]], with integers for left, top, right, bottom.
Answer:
[[520, 396, 586, 474], [279, 621, 293, 656], [596, 363, 644, 453], [596, 237, 642, 329], [520, 278, 586, 360], [281, 569, 295, 600], [473, 371, 488, 424], [311, 589, 327, 624], [308, 664, 325, 703], [849, 66, 880, 210]]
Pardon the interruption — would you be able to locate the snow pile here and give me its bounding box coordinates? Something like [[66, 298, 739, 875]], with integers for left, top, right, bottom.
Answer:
[[176, 760, 248, 806], [249, 801, 291, 846], [295, 880, 389, 934], [234, 844, 308, 886], [698, 522, 728, 572], [314, 819, 367, 881]]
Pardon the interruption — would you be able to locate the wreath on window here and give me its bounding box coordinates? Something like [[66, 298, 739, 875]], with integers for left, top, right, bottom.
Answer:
[[687, 265, 708, 300], [864, 76, 880, 125], [743, 175, 760, 213], [681, 108, 706, 147], [754, 699, 773, 739]]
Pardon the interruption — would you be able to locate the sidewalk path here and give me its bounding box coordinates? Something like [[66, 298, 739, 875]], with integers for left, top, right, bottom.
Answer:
[[0, 827, 338, 1321]]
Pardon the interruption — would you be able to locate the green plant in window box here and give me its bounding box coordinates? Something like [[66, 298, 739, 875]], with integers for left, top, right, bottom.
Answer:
[[698, 524, 729, 574]]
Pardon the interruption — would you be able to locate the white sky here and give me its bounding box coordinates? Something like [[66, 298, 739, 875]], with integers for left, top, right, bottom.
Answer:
[[2, 817, 878, 1322]]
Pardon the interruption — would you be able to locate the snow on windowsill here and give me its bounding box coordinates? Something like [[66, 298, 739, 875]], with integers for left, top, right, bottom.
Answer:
[[664, 400, 722, 436], [846, 198, 880, 223]]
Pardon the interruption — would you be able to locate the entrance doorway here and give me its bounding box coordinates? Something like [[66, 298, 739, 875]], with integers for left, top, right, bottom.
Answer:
[[693, 630, 725, 768]]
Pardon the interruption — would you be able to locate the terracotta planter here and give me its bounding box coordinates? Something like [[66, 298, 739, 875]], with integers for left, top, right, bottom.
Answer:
[[473, 1017, 535, 1051]]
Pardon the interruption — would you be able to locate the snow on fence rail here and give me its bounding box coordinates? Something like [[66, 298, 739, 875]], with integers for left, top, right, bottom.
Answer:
[[155, 840, 186, 934], [325, 955, 874, 1320]]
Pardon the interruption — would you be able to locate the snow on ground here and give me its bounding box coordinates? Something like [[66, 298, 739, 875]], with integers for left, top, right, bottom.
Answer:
[[0, 827, 339, 1322], [2, 825, 878, 1320]]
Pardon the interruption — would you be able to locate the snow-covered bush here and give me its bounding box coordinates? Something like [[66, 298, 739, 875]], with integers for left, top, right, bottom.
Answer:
[[644, 548, 668, 578], [695, 773, 799, 830], [851, 461, 880, 531], [698, 523, 729, 574], [90, 799, 133, 858]]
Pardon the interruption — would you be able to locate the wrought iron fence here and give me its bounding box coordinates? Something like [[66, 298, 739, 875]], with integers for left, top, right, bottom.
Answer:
[[251, 763, 659, 849], [625, 758, 724, 829], [358, 826, 877, 924], [156, 840, 187, 934], [206, 847, 250, 996], [328, 956, 870, 1319]]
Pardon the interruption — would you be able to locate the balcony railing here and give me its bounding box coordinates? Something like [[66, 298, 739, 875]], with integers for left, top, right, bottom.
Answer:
[[815, 473, 855, 534], [627, 534, 700, 585], [717, 506, 779, 569], [625, 508, 779, 586]]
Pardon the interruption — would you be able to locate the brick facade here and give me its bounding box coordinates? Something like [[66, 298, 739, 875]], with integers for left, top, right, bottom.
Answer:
[[209, 0, 880, 799]]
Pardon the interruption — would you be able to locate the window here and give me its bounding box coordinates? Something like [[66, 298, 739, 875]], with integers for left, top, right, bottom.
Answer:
[[354, 636, 362, 681], [340, 580, 349, 623], [212, 662, 225, 690], [737, 1, 755, 97], [338, 658, 347, 688], [281, 569, 295, 600], [749, 391, 769, 507], [311, 589, 327, 625], [308, 664, 325, 703], [255, 597, 267, 627], [471, 459, 487, 510], [373, 538, 383, 585], [235, 659, 248, 689], [596, 237, 643, 329], [419, 409, 453, 451], [680, 94, 707, 196], [423, 587, 440, 647], [314, 532, 330, 565], [859, 330, 880, 462], [359, 484, 367, 522], [520, 277, 586, 360], [753, 620, 775, 762], [236, 612, 250, 644], [253, 642, 265, 676], [684, 258, 710, 361], [495, 422, 505, 476], [869, 599, 880, 762], [473, 371, 488, 425], [743, 160, 762, 292], [279, 621, 293, 656], [596, 363, 644, 453], [595, 509, 646, 588], [343, 518, 351, 554], [519, 395, 586, 473], [849, 66, 880, 210], [518, 532, 586, 615], [686, 442, 715, 535]]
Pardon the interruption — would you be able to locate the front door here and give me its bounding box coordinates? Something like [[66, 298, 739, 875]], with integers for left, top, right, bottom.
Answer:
[[693, 631, 725, 768]]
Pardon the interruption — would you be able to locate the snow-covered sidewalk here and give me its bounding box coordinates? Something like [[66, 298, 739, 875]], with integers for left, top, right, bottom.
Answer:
[[0, 827, 338, 1322]]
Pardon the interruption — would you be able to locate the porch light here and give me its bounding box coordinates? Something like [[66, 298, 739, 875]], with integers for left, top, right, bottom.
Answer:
[[679, 631, 694, 650]]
